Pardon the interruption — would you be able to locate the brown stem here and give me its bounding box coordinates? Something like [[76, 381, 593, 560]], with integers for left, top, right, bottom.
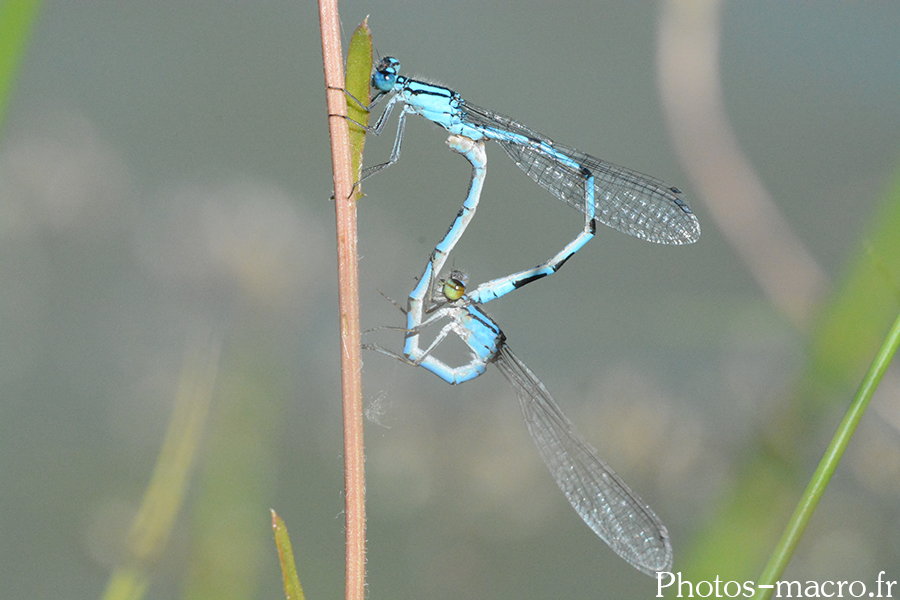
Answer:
[[317, 3, 366, 600]]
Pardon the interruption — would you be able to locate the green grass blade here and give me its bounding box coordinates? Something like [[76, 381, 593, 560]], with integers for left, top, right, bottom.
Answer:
[[681, 158, 900, 585], [271, 510, 307, 600], [0, 0, 42, 138], [181, 342, 284, 600], [101, 339, 220, 600], [752, 307, 900, 598]]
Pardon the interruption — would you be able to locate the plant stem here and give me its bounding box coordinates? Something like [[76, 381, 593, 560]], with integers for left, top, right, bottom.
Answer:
[[317, 3, 366, 600], [753, 307, 900, 599]]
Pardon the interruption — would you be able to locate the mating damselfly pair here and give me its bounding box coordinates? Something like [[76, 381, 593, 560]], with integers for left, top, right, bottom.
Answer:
[[348, 56, 699, 576]]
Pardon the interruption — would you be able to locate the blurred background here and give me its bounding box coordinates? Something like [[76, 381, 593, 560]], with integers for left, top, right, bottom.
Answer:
[[2, 1, 899, 598]]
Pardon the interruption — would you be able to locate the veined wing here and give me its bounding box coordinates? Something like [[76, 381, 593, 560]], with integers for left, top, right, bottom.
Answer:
[[493, 344, 673, 576], [460, 101, 700, 245]]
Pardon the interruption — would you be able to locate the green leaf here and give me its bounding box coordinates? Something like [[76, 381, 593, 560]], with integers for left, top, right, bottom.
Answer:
[[0, 0, 42, 139], [345, 19, 373, 192], [753, 306, 900, 599], [272, 510, 307, 600], [682, 158, 900, 584], [102, 341, 219, 600]]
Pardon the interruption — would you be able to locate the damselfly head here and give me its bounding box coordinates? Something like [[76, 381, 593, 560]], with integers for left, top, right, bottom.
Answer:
[[372, 57, 401, 92], [440, 270, 468, 302]]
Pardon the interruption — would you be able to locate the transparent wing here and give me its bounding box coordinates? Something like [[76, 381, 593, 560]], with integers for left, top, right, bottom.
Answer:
[[460, 101, 700, 245], [493, 344, 673, 576]]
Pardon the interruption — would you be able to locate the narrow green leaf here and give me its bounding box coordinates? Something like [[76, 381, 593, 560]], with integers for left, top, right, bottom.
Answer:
[[345, 19, 373, 191], [753, 307, 900, 599], [182, 343, 282, 600], [808, 167, 900, 393], [102, 340, 220, 600], [102, 568, 148, 600], [272, 510, 307, 600], [0, 0, 42, 138], [682, 158, 900, 584]]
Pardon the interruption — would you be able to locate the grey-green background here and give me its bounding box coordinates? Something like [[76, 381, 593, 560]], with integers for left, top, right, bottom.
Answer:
[[3, 2, 899, 599]]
